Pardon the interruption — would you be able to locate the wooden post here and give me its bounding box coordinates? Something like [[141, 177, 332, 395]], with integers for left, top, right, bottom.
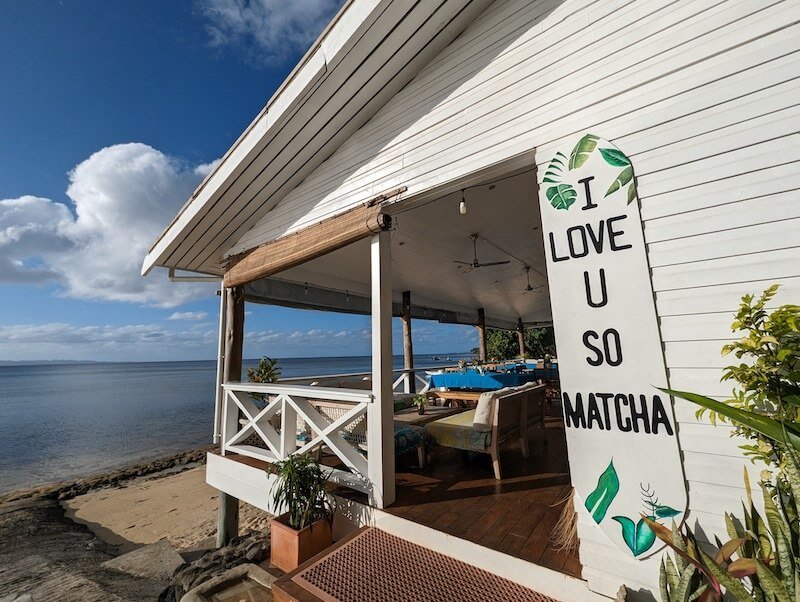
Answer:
[[218, 285, 244, 547], [477, 308, 487, 362], [368, 232, 395, 508], [401, 290, 415, 394], [216, 492, 239, 549], [517, 318, 526, 359]]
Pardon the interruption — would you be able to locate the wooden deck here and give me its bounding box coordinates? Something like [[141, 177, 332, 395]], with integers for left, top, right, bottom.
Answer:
[[387, 412, 581, 578]]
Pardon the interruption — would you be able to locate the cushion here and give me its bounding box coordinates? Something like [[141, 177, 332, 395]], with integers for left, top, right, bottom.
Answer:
[[425, 410, 492, 452], [472, 391, 497, 432], [393, 423, 428, 455]]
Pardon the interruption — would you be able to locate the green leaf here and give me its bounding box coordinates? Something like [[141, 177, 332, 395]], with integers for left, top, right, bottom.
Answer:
[[634, 517, 657, 555], [613, 515, 636, 553], [568, 134, 599, 170], [605, 166, 634, 197], [660, 559, 671, 601], [546, 183, 577, 211], [659, 388, 800, 452], [599, 147, 630, 167], [756, 559, 791, 602], [584, 460, 619, 523], [656, 505, 682, 519], [673, 563, 698, 601], [627, 180, 637, 205], [611, 515, 657, 556], [699, 549, 752, 601]]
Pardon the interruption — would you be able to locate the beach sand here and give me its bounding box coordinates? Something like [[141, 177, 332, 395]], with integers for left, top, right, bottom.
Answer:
[[64, 466, 271, 554]]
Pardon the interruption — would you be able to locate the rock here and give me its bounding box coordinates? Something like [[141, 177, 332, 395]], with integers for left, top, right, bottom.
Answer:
[[159, 530, 271, 602], [102, 539, 184, 581], [179, 563, 276, 602]]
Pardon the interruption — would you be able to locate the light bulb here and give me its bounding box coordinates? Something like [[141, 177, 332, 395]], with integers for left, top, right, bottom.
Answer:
[[459, 189, 467, 215], [304, 283, 309, 296]]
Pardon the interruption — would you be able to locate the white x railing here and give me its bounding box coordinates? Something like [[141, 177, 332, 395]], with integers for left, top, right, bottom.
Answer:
[[221, 382, 374, 494]]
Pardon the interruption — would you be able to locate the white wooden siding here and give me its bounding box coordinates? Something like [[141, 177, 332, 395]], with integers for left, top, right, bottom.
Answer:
[[231, 0, 800, 597]]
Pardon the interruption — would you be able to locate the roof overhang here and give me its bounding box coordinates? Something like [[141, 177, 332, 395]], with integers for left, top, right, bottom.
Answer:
[[142, 0, 495, 277]]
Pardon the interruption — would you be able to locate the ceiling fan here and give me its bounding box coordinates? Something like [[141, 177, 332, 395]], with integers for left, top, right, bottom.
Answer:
[[454, 233, 511, 272], [521, 266, 544, 293]]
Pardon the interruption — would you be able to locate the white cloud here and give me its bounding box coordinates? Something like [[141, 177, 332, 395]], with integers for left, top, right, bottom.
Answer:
[[168, 311, 209, 321], [0, 143, 218, 307], [197, 0, 343, 64], [0, 322, 217, 361], [0, 322, 373, 361]]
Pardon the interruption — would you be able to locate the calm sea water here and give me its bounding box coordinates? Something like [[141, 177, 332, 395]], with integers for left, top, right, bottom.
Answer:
[[0, 354, 467, 493]]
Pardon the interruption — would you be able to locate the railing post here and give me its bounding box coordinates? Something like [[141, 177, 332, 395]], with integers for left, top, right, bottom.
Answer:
[[280, 396, 297, 459], [368, 231, 395, 508]]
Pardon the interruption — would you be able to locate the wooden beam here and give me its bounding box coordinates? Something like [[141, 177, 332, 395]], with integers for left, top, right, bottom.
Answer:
[[401, 291, 415, 394], [368, 232, 395, 508], [477, 308, 487, 362], [224, 204, 391, 287], [516, 318, 526, 359]]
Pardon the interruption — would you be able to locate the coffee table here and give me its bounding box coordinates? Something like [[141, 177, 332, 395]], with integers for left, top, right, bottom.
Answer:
[[393, 405, 465, 426]]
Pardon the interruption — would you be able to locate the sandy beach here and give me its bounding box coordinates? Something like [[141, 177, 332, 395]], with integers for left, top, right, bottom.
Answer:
[[64, 465, 270, 554], [0, 449, 272, 601]]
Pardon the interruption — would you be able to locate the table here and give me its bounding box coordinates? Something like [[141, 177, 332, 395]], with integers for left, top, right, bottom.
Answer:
[[394, 405, 466, 426]]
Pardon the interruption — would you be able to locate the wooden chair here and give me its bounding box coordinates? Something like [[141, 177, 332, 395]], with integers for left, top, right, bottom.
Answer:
[[425, 384, 546, 479]]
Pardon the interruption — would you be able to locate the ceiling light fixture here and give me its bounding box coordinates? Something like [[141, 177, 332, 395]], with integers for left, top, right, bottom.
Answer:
[[524, 267, 534, 292], [459, 189, 467, 215]]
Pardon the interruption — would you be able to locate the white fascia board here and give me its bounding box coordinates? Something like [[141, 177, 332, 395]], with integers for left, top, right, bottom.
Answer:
[[141, 0, 381, 276]]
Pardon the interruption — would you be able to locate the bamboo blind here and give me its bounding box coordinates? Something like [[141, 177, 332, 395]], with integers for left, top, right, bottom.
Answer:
[[224, 204, 390, 287]]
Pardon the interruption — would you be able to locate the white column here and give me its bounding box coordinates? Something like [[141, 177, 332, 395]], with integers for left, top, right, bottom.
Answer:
[[368, 231, 395, 508], [213, 282, 228, 445]]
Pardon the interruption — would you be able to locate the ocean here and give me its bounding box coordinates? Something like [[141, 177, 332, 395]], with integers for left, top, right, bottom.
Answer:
[[0, 354, 468, 493]]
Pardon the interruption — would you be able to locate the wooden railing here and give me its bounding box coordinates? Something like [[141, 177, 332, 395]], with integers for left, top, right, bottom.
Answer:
[[220, 382, 374, 495]]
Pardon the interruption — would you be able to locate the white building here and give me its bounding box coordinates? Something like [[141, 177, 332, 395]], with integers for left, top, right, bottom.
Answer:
[[144, 1, 800, 599]]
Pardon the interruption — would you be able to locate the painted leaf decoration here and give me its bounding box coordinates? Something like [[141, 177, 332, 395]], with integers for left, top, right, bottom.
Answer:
[[599, 147, 630, 167], [655, 505, 681, 519], [634, 517, 657, 555], [542, 152, 567, 184], [546, 184, 577, 211], [612, 515, 658, 556], [584, 460, 619, 523], [568, 134, 599, 170], [627, 180, 637, 205], [613, 516, 636, 554], [605, 166, 633, 197]]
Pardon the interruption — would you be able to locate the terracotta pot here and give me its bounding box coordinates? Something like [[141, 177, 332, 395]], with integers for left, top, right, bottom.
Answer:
[[270, 514, 332, 572]]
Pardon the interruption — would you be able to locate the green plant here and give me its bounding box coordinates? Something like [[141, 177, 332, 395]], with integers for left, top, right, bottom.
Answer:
[[663, 285, 800, 480], [653, 286, 800, 601], [269, 454, 333, 531], [411, 394, 429, 410], [247, 356, 281, 402], [652, 471, 799, 602]]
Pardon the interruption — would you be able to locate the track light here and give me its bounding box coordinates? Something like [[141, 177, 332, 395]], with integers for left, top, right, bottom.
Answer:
[[459, 189, 467, 215]]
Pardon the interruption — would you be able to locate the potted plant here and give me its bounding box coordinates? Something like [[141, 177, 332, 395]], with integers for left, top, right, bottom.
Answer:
[[411, 393, 429, 415], [268, 453, 334, 572], [247, 356, 281, 402]]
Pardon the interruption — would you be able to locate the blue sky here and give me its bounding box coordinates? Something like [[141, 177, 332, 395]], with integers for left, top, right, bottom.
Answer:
[[0, 0, 475, 361]]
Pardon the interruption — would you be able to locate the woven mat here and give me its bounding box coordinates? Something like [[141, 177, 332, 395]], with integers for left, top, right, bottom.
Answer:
[[293, 527, 557, 602]]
